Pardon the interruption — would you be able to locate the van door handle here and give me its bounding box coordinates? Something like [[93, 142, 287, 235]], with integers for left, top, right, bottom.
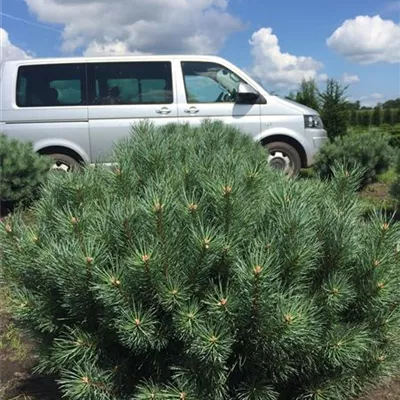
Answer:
[[184, 106, 199, 114], [155, 107, 171, 115]]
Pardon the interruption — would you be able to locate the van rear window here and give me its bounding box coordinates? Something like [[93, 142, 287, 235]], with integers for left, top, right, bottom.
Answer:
[[88, 61, 173, 105], [16, 64, 86, 107]]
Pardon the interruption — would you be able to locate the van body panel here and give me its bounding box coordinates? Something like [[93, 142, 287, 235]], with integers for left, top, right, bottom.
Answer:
[[32, 137, 91, 163], [3, 122, 91, 163], [0, 55, 328, 170]]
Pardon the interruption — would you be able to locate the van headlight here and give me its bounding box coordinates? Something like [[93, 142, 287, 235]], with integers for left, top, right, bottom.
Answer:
[[304, 115, 324, 129]]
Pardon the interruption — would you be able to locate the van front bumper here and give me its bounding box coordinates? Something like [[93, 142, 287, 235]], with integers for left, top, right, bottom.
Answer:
[[313, 134, 328, 150], [304, 128, 328, 166]]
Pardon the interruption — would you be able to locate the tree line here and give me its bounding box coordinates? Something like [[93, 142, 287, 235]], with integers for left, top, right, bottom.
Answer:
[[286, 79, 400, 141], [346, 107, 400, 127]]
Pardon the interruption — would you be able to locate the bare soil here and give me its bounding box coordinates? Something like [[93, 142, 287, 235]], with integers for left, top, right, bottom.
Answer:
[[358, 378, 400, 400], [0, 301, 60, 399]]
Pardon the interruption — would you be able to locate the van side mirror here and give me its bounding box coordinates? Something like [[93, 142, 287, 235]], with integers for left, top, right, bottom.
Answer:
[[236, 83, 259, 104]]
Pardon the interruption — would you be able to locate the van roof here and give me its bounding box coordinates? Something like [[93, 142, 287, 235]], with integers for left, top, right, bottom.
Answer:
[[2, 54, 227, 66]]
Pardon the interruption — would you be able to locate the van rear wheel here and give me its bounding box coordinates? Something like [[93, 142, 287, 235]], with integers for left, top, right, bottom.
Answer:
[[264, 142, 301, 176], [48, 153, 80, 172]]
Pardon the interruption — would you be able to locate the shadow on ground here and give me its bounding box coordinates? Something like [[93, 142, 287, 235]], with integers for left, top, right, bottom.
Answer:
[[0, 298, 60, 400], [2, 375, 61, 400]]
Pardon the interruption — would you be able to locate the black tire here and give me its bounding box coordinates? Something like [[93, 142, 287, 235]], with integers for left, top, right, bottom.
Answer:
[[264, 141, 302, 176], [48, 153, 80, 172]]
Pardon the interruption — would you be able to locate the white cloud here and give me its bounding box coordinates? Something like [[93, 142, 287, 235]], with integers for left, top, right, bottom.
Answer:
[[318, 74, 329, 83], [25, 0, 242, 55], [83, 41, 150, 57], [248, 27, 325, 90], [341, 73, 360, 85], [0, 28, 31, 62], [361, 93, 384, 100], [359, 93, 385, 107], [327, 15, 400, 64]]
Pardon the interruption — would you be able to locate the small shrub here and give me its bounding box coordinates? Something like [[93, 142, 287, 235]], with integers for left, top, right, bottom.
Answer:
[[389, 134, 400, 149], [0, 134, 52, 206], [390, 155, 400, 205], [1, 122, 400, 400], [314, 131, 394, 188]]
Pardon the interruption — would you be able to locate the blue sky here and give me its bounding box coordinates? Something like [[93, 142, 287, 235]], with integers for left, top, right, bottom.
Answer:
[[1, 0, 399, 106]]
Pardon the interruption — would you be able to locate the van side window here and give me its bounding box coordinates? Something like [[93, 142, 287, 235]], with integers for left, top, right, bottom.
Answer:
[[181, 62, 245, 104], [16, 64, 86, 107], [88, 62, 173, 105]]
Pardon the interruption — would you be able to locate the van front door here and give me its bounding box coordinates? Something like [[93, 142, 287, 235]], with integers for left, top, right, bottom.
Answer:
[[87, 61, 177, 163], [176, 61, 261, 136]]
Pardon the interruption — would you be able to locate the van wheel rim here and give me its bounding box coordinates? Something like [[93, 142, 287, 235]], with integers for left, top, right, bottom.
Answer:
[[51, 161, 70, 172], [268, 151, 292, 174]]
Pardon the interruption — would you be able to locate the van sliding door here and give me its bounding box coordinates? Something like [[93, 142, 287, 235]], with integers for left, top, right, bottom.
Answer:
[[86, 61, 177, 163]]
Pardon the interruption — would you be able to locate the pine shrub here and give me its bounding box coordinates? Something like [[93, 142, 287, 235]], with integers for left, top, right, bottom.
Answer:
[[1, 121, 400, 400], [390, 155, 400, 204], [313, 130, 394, 188], [0, 134, 52, 206]]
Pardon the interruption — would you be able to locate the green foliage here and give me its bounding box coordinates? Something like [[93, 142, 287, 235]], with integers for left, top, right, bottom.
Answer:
[[389, 134, 400, 149], [382, 98, 400, 109], [378, 168, 397, 185], [348, 125, 400, 149], [335, 96, 400, 128], [2, 122, 400, 400], [0, 134, 52, 205], [359, 110, 371, 127], [291, 79, 320, 111], [319, 79, 348, 140], [313, 130, 394, 188], [383, 108, 392, 126], [348, 109, 400, 127], [390, 154, 400, 204], [350, 110, 358, 126], [372, 106, 382, 126]]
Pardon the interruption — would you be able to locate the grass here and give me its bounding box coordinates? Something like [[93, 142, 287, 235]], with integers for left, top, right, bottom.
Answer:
[[300, 166, 399, 222], [0, 322, 29, 363], [347, 123, 400, 136], [377, 168, 397, 185]]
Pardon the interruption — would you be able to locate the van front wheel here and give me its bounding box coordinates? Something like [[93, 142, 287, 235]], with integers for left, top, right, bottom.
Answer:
[[48, 153, 80, 172], [264, 142, 301, 176]]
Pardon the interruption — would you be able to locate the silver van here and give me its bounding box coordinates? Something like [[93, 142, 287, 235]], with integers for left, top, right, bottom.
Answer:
[[0, 55, 327, 174]]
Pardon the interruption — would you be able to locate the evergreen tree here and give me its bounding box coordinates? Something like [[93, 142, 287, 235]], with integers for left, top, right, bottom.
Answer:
[[286, 91, 296, 101], [346, 100, 361, 111], [355, 110, 361, 126], [383, 107, 392, 126], [293, 79, 320, 111], [396, 108, 400, 124], [350, 110, 357, 126], [360, 110, 370, 127], [382, 98, 400, 109], [371, 106, 381, 126], [1, 122, 400, 400], [319, 79, 348, 140]]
